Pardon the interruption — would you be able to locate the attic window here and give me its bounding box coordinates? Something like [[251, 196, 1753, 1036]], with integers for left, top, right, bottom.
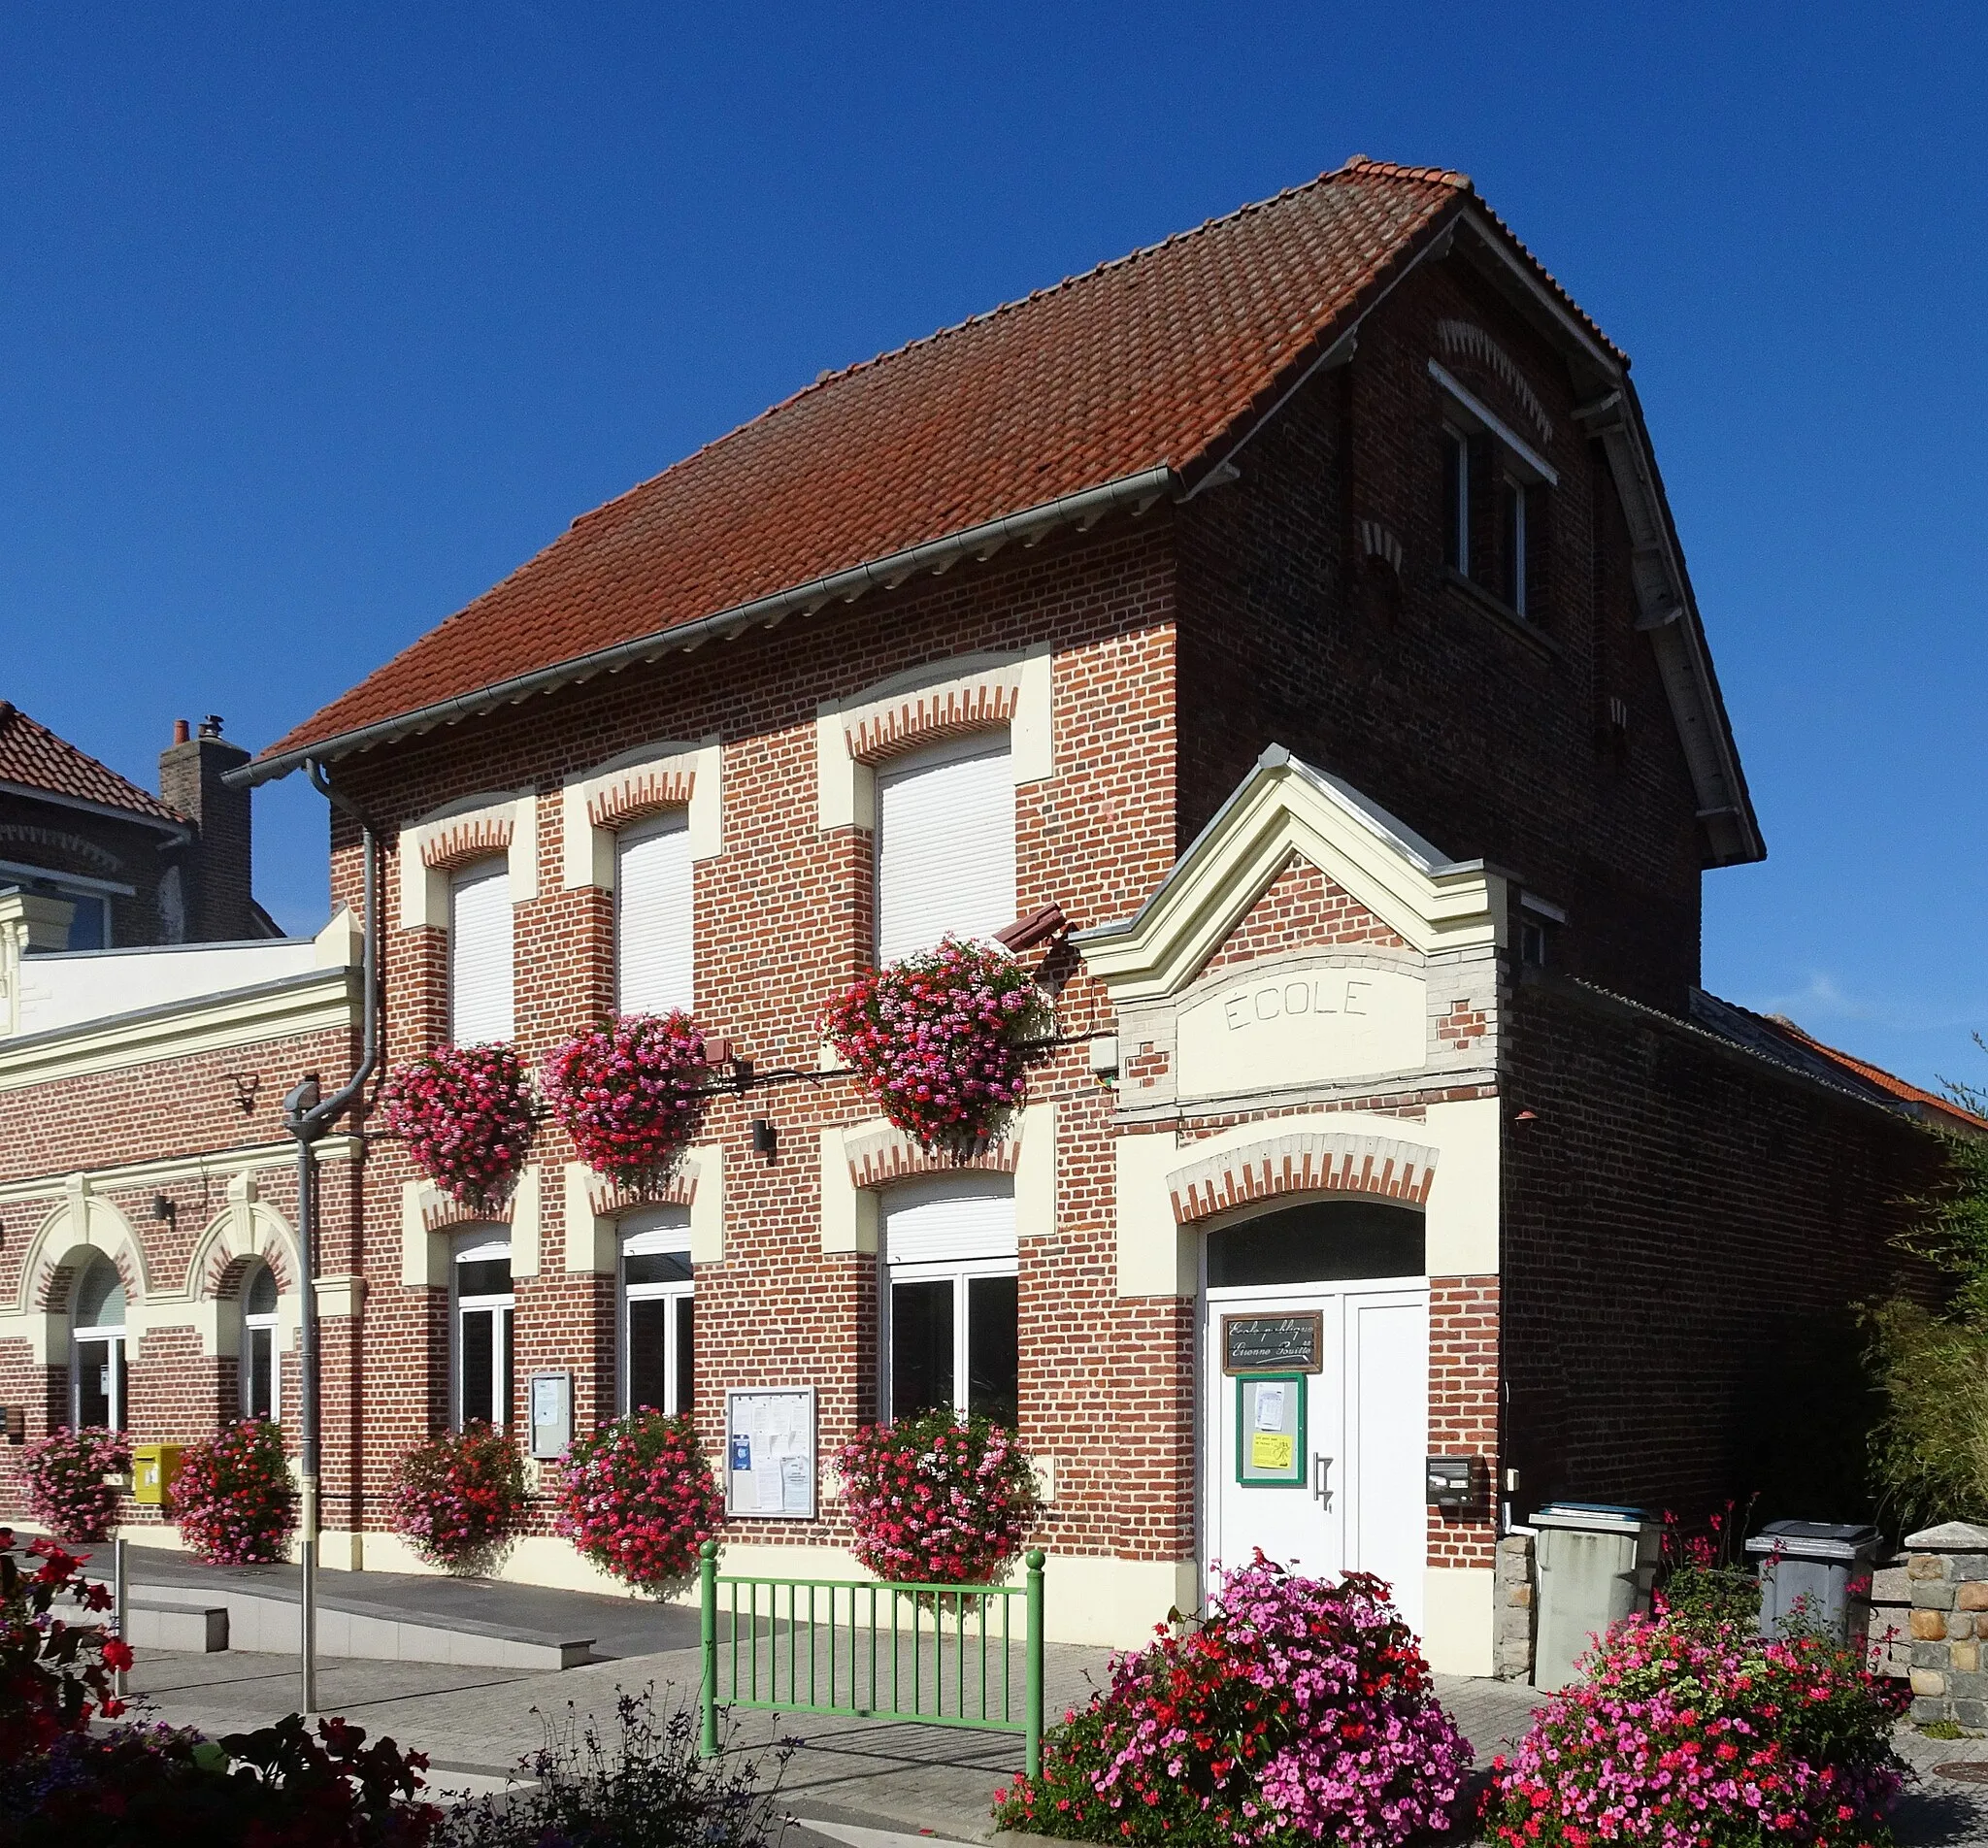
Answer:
[[1431, 360, 1555, 624]]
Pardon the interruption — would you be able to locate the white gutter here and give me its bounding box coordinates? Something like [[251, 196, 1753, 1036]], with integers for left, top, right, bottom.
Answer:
[[230, 465, 1180, 791]]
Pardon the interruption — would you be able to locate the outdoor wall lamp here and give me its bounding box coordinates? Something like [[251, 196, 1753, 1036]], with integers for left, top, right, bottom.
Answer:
[[995, 902, 1069, 953], [151, 1195, 177, 1225], [750, 1118, 778, 1161]]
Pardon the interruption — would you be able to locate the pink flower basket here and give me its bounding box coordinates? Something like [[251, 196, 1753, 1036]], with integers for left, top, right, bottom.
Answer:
[[542, 1012, 709, 1180], [553, 1410, 722, 1594], [388, 1422, 528, 1573], [169, 1419, 295, 1565], [377, 1042, 535, 1211], [23, 1427, 130, 1543], [822, 937, 1053, 1157], [835, 1410, 1041, 1586]]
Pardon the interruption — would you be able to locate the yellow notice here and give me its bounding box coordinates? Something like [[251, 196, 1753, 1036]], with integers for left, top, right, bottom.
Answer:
[[1250, 1433, 1293, 1471]]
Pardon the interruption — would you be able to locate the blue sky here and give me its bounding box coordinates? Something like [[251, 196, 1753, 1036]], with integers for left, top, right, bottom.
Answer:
[[3, 5, 1983, 1091]]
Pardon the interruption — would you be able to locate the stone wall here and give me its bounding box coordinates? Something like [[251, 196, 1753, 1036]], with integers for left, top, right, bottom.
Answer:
[[1495, 1532, 1535, 1680], [1900, 1522, 1988, 1726]]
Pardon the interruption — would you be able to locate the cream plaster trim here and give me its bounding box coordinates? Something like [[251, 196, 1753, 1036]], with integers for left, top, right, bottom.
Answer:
[[822, 1106, 1043, 1255], [1015, 1101, 1054, 1245], [562, 1146, 720, 1272], [818, 1125, 879, 1255], [843, 1124, 1020, 1190], [315, 1273, 367, 1320], [559, 740, 723, 890], [815, 647, 1051, 833], [0, 967, 358, 1093], [1422, 1566, 1497, 1675], [401, 1180, 449, 1288], [1077, 755, 1503, 999], [1115, 1107, 1501, 1298], [398, 791, 538, 929], [0, 1136, 359, 1209], [1167, 1131, 1439, 1223], [510, 1167, 543, 1279]]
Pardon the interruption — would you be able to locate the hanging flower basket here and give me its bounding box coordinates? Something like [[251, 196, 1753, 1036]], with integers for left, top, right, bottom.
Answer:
[[387, 1421, 528, 1574], [542, 1012, 709, 1181], [169, 1419, 295, 1565], [377, 1042, 535, 1212], [822, 936, 1054, 1157], [553, 1409, 723, 1594], [835, 1410, 1041, 1586], [23, 1428, 130, 1544]]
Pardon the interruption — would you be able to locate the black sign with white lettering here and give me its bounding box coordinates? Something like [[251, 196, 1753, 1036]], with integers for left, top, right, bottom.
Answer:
[[1222, 1312, 1324, 1374]]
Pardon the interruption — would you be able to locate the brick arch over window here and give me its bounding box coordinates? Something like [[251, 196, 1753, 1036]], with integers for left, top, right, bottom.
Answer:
[[421, 814, 515, 873], [845, 1124, 1020, 1192], [420, 1192, 513, 1235], [587, 768, 696, 831], [187, 1200, 299, 1304], [1167, 1131, 1439, 1225], [845, 676, 1019, 766], [20, 1196, 149, 1316], [588, 1162, 699, 1220]]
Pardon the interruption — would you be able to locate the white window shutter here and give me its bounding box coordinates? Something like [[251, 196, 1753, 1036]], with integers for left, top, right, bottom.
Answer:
[[882, 1173, 1018, 1267], [616, 813, 694, 1014], [875, 737, 1014, 963], [448, 860, 514, 1043]]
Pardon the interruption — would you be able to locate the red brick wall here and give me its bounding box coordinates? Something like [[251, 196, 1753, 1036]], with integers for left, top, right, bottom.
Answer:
[[1503, 973, 1946, 1524], [1175, 255, 1706, 1014]]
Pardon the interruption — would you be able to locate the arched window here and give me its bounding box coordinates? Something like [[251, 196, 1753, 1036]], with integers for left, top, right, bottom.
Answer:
[[619, 1208, 692, 1416], [1205, 1198, 1426, 1289], [880, 1172, 1017, 1427], [241, 1263, 280, 1421], [71, 1255, 127, 1431], [452, 1233, 514, 1428]]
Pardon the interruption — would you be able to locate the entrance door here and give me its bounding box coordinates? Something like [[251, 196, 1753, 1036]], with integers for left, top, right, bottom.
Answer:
[[1201, 1198, 1429, 1636]]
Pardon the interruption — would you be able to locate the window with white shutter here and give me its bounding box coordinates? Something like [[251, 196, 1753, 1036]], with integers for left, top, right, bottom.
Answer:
[[615, 812, 694, 1015], [881, 1172, 1018, 1427], [875, 735, 1014, 963], [448, 858, 514, 1043]]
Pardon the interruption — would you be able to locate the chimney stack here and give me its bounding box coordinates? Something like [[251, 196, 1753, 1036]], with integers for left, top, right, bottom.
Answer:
[[159, 715, 254, 941]]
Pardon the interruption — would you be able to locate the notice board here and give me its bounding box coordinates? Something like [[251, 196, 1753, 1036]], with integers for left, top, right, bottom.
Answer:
[[724, 1386, 816, 1520]]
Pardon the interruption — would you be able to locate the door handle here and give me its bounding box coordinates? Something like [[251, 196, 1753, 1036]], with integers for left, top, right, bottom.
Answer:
[[1313, 1455, 1334, 1508]]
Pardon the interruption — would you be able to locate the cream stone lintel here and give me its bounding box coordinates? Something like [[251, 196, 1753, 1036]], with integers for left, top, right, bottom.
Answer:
[[559, 740, 723, 890], [815, 647, 1052, 833], [1422, 1566, 1497, 1675], [398, 791, 539, 929], [562, 1147, 721, 1274], [822, 1103, 1052, 1255], [1114, 1101, 1500, 1298]]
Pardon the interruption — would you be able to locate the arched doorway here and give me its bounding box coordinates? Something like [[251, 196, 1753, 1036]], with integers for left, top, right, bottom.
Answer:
[[1202, 1196, 1428, 1630]]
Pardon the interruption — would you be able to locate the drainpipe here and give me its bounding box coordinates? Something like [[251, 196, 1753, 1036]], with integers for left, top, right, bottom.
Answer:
[[281, 759, 381, 1715]]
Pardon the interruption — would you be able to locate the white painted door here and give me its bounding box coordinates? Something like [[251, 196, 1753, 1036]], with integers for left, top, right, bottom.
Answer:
[[1205, 1285, 1428, 1635]]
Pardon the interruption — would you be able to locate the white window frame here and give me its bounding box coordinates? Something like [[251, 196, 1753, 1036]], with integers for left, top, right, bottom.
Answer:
[[447, 858, 514, 1044], [451, 1232, 515, 1429], [1441, 423, 1471, 578], [879, 1173, 1018, 1425], [618, 1209, 693, 1416], [614, 810, 695, 1016], [873, 731, 1016, 965], [241, 1263, 280, 1422], [70, 1256, 127, 1433]]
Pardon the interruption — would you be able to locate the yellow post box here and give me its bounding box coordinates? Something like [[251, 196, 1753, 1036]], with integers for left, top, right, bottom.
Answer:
[[131, 1442, 182, 1507]]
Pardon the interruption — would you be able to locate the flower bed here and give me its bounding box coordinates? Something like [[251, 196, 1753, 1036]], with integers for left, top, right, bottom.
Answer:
[[23, 1428, 130, 1544], [387, 1423, 528, 1574], [169, 1420, 295, 1565], [823, 936, 1052, 1156], [542, 1012, 708, 1180], [0, 1527, 128, 1760], [836, 1410, 1039, 1586], [553, 1410, 722, 1594], [995, 1553, 1468, 1845], [378, 1043, 535, 1211], [1482, 1609, 1909, 1847]]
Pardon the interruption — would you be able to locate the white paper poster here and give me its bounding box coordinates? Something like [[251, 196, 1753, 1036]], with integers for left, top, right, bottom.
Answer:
[[725, 1387, 816, 1521]]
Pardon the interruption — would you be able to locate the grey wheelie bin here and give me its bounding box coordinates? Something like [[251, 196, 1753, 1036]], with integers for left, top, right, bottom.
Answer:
[[1531, 1502, 1664, 1690], [1745, 1520, 1881, 1644]]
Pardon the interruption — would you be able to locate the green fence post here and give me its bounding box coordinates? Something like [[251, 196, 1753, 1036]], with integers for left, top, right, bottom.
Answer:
[[1024, 1550, 1045, 1779], [699, 1540, 719, 1759]]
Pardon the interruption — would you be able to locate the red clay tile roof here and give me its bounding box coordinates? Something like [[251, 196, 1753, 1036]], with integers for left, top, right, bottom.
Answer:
[[1766, 1016, 1988, 1136], [0, 702, 182, 826], [267, 155, 1625, 766]]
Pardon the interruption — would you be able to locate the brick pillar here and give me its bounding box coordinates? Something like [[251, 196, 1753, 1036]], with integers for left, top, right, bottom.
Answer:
[[1904, 1521, 1988, 1727]]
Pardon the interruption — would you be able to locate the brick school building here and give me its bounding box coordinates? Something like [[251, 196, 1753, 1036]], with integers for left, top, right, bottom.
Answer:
[[0, 159, 1956, 1672]]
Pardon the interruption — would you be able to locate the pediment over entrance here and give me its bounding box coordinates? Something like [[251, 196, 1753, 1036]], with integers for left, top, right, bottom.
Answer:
[[1076, 749, 1508, 1115]]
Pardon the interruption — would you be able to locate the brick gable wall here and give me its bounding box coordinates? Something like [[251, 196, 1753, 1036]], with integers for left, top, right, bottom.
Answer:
[[1175, 256, 1706, 1014]]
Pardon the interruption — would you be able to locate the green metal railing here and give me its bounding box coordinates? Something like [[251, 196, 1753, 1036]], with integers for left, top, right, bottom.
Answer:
[[697, 1541, 1044, 1776]]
